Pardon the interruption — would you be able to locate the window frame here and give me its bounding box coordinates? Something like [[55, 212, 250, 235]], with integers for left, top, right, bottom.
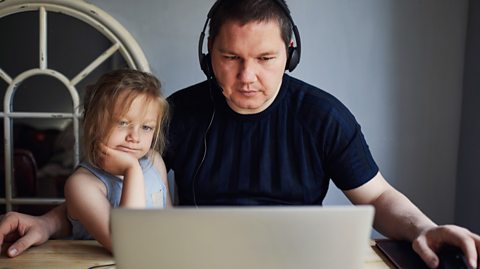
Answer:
[[0, 0, 150, 211]]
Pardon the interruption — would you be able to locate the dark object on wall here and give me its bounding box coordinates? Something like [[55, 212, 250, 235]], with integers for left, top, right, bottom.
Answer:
[[0, 148, 38, 198], [12, 149, 38, 197]]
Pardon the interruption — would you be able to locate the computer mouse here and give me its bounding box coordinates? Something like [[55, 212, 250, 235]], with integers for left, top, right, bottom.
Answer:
[[437, 245, 471, 269]]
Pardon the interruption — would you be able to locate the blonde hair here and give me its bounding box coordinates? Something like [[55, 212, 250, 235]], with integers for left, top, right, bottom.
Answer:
[[82, 69, 168, 167]]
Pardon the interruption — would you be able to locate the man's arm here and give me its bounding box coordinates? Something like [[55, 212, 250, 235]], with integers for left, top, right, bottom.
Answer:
[[344, 172, 480, 268], [0, 203, 71, 257]]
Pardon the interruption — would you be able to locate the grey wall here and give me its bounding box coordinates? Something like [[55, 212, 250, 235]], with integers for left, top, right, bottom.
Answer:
[[456, 1, 480, 233], [88, 0, 472, 229]]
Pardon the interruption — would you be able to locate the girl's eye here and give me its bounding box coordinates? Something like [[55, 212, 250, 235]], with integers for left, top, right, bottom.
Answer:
[[118, 120, 129, 127], [142, 125, 154, 132]]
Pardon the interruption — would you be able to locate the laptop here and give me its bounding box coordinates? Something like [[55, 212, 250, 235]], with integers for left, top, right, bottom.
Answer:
[[111, 206, 374, 269]]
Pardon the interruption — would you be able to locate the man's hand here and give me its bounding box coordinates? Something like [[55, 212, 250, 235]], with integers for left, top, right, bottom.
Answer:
[[412, 224, 480, 268], [0, 211, 51, 257]]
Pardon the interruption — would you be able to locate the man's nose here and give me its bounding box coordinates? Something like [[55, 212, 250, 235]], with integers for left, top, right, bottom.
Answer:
[[238, 59, 257, 84]]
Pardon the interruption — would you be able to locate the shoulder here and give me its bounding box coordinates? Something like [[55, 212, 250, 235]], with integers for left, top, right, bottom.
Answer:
[[64, 167, 108, 219], [286, 76, 348, 111], [166, 80, 214, 129], [144, 151, 169, 188], [167, 80, 210, 108], [64, 167, 106, 196], [151, 151, 166, 170], [145, 150, 167, 177], [284, 75, 358, 125], [165, 81, 215, 136]]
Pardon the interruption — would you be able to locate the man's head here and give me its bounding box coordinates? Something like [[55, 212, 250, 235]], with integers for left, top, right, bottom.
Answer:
[[208, 0, 293, 55], [199, 0, 300, 75], [204, 0, 299, 114]]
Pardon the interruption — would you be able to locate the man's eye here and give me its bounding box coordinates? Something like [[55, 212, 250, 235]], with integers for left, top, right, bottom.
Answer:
[[259, 56, 275, 61], [224, 55, 239, 60]]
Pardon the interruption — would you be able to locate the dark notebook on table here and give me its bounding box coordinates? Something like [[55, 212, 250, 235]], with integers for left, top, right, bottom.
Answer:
[[376, 239, 429, 269]]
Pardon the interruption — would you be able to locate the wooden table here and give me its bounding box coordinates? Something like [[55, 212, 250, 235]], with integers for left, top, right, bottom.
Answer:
[[367, 241, 396, 268], [0, 240, 114, 269], [0, 240, 395, 269]]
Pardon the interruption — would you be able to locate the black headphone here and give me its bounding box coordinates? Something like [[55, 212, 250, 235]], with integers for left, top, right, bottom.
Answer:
[[198, 0, 302, 79]]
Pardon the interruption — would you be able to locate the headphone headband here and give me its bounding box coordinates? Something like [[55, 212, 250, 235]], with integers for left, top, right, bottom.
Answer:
[[198, 0, 301, 78]]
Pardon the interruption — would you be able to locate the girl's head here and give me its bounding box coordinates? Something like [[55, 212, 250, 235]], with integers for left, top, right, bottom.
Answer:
[[82, 69, 168, 166]]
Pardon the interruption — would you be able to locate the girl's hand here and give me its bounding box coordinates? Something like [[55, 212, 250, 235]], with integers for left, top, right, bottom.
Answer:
[[98, 143, 146, 207], [98, 143, 140, 177]]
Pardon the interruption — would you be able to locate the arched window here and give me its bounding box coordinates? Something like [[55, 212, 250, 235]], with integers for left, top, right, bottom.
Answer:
[[0, 0, 149, 212]]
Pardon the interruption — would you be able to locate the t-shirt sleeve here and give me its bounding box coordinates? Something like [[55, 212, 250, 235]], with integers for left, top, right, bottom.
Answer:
[[328, 123, 378, 190], [316, 101, 379, 190]]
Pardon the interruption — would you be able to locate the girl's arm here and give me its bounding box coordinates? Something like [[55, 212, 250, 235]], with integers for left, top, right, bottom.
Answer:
[[152, 151, 173, 207], [118, 162, 145, 208], [65, 146, 146, 252], [64, 168, 114, 251]]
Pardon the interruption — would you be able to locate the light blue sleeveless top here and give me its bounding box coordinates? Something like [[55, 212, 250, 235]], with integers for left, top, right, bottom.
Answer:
[[68, 157, 167, 239]]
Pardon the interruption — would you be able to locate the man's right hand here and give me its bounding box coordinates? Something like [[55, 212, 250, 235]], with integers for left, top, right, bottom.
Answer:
[[0, 211, 51, 257]]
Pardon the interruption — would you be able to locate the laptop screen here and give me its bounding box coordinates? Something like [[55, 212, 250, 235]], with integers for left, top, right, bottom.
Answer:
[[111, 206, 374, 269]]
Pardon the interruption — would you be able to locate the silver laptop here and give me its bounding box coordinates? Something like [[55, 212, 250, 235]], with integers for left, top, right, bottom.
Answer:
[[111, 206, 374, 269]]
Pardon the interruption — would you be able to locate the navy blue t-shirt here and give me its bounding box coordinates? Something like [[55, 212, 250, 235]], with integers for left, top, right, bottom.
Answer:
[[165, 74, 378, 205]]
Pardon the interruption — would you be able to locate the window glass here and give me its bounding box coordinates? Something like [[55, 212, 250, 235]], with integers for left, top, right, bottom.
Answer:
[[0, 80, 6, 112], [12, 118, 75, 199], [0, 11, 38, 78], [12, 75, 72, 113]]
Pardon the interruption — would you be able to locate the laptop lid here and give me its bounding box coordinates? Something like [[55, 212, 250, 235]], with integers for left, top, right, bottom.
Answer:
[[111, 206, 374, 269]]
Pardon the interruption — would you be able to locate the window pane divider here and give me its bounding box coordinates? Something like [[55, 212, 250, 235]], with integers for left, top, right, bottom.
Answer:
[[4, 112, 78, 118], [0, 198, 65, 205], [0, 68, 12, 84], [39, 6, 47, 70], [71, 43, 120, 86]]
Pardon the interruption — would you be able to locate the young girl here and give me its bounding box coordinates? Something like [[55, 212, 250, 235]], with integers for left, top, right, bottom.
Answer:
[[64, 69, 172, 252]]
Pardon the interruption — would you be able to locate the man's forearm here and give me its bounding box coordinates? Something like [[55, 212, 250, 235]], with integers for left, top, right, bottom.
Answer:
[[372, 188, 437, 241], [40, 203, 71, 238]]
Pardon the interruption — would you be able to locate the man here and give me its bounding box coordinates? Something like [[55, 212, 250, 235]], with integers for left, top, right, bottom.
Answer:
[[1, 1, 479, 268]]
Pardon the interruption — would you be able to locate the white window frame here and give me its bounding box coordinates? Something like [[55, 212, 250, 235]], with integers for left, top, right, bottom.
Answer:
[[0, 0, 150, 211]]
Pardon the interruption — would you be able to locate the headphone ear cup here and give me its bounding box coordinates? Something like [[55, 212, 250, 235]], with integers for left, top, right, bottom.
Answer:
[[286, 47, 299, 72], [200, 53, 213, 78]]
